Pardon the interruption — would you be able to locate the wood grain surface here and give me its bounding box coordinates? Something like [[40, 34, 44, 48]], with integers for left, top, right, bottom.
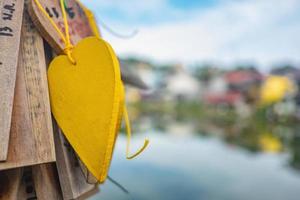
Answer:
[[32, 163, 63, 200], [53, 121, 97, 200], [77, 186, 99, 200], [28, 0, 93, 53], [0, 168, 22, 200], [0, 9, 55, 171], [0, 0, 25, 161], [19, 167, 39, 200], [0, 166, 63, 200]]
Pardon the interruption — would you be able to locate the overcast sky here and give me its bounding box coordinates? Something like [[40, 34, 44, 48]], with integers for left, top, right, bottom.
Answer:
[[81, 0, 300, 71]]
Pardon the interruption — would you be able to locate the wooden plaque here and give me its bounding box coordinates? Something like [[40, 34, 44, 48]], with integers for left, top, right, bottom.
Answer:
[[0, 166, 63, 200], [77, 186, 99, 200], [53, 122, 97, 199], [0, 168, 23, 200], [32, 163, 63, 200], [28, 0, 93, 53], [0, 10, 55, 171], [0, 0, 25, 161], [19, 167, 39, 200]]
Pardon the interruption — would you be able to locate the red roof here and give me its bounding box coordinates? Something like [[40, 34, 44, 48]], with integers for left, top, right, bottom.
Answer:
[[225, 71, 263, 85]]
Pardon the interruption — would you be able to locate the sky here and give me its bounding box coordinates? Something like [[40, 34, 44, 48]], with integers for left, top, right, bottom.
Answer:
[[81, 0, 300, 71]]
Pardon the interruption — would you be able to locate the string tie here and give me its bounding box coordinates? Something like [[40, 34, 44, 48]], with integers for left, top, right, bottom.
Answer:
[[63, 44, 76, 64]]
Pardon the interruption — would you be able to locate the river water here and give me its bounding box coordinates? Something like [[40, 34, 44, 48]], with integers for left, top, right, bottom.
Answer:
[[90, 115, 300, 200]]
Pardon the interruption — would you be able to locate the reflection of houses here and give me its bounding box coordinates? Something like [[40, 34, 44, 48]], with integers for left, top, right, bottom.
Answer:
[[259, 134, 282, 153], [166, 121, 196, 137], [204, 68, 263, 106]]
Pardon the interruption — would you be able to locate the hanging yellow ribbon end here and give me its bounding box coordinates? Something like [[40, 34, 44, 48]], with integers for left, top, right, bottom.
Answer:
[[124, 105, 149, 160], [126, 139, 149, 160]]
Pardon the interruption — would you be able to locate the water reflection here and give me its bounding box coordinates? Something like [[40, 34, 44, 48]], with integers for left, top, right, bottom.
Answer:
[[90, 103, 300, 200], [130, 103, 300, 173]]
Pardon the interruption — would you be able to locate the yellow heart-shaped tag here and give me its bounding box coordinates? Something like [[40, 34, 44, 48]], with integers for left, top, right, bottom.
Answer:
[[48, 36, 123, 182]]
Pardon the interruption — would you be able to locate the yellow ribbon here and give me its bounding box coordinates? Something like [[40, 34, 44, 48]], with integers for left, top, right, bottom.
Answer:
[[124, 105, 149, 159], [33, 0, 149, 159]]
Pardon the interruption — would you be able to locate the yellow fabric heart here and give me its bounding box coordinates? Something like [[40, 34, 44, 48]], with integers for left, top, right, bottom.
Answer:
[[34, 0, 149, 182], [48, 36, 122, 182]]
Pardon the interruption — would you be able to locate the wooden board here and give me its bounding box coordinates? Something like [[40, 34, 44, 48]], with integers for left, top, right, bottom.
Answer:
[[0, 0, 25, 161], [77, 186, 99, 200], [19, 167, 61, 200], [20, 167, 39, 200], [78, 158, 98, 185], [53, 121, 97, 200], [0, 166, 63, 200], [32, 163, 63, 200], [0, 168, 38, 200], [0, 9, 55, 171], [0, 168, 22, 200], [28, 0, 93, 53]]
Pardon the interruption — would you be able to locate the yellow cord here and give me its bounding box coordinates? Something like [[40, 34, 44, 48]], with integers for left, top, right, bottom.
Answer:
[[33, 0, 76, 64], [124, 105, 149, 159]]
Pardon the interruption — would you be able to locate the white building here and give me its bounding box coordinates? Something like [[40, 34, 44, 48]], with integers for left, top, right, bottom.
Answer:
[[165, 65, 200, 101]]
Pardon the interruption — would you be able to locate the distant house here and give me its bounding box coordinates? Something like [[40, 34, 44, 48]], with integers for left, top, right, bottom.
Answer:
[[165, 64, 200, 101], [260, 75, 296, 105], [270, 66, 300, 106], [204, 68, 264, 106], [262, 66, 300, 118], [225, 69, 264, 103], [206, 76, 228, 95], [120, 58, 155, 89], [271, 65, 300, 81]]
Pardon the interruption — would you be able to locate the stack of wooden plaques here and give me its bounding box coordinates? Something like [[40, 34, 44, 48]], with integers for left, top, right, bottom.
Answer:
[[0, 0, 146, 199]]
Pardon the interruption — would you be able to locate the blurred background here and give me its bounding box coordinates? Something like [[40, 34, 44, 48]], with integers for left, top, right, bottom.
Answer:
[[82, 0, 300, 199]]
